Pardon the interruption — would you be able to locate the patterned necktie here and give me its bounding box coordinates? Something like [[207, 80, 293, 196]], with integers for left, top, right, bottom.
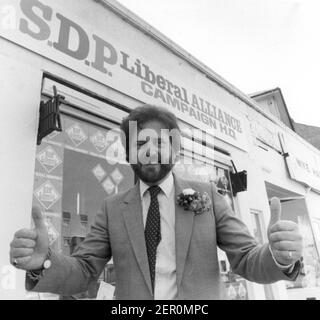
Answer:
[[145, 185, 162, 294]]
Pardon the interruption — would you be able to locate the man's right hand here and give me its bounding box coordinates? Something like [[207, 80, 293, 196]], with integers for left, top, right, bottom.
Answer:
[[10, 206, 49, 271]]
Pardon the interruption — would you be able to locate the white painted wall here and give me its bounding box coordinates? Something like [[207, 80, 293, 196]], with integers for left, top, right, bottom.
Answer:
[[0, 48, 42, 299], [0, 0, 319, 300]]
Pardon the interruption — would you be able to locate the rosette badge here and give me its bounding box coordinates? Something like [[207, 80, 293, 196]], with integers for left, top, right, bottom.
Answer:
[[177, 188, 211, 215]]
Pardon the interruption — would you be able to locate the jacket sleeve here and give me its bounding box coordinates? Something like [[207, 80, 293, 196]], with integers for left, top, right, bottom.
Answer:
[[25, 199, 112, 295], [211, 183, 301, 284]]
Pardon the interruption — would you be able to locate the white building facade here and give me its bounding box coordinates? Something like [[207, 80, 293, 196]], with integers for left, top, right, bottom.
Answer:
[[0, 0, 319, 299]]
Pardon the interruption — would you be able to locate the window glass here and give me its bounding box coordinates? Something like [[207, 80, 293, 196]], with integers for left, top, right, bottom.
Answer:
[[32, 107, 247, 299], [174, 154, 234, 210], [174, 152, 248, 299], [32, 111, 134, 299], [277, 200, 320, 292]]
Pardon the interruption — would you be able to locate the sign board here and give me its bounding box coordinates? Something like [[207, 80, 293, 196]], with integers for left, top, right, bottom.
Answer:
[[34, 180, 61, 210], [279, 133, 320, 193], [249, 114, 281, 151], [36, 145, 62, 173], [0, 0, 248, 151]]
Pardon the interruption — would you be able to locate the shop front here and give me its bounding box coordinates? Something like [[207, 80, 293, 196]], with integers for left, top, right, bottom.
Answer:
[[1, 0, 319, 300], [247, 101, 320, 299], [278, 132, 320, 299], [26, 76, 252, 299]]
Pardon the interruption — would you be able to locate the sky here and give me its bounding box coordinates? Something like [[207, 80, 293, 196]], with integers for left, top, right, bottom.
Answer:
[[116, 0, 320, 127]]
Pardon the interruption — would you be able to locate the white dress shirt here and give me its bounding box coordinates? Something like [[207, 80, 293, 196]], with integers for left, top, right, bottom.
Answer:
[[139, 173, 177, 300]]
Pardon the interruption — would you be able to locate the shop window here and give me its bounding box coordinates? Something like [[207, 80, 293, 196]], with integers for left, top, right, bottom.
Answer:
[[266, 182, 320, 296], [285, 204, 320, 291], [174, 146, 249, 299], [295, 214, 320, 290], [31, 98, 135, 299], [174, 152, 235, 211], [32, 110, 134, 245], [31, 83, 246, 299]]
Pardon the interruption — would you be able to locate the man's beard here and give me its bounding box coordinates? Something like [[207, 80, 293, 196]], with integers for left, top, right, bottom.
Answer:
[[131, 162, 175, 184]]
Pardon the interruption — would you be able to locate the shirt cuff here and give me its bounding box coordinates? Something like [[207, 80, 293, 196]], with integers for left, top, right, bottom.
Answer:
[[268, 245, 295, 273]]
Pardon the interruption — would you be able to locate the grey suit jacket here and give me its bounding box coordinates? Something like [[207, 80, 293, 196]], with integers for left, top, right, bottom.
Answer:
[[26, 174, 300, 299]]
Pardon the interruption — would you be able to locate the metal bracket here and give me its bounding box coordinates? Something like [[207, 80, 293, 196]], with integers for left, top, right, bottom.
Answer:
[[37, 86, 64, 145]]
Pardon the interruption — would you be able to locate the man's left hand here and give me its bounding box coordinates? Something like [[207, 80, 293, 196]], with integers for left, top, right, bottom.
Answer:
[[267, 197, 303, 266]]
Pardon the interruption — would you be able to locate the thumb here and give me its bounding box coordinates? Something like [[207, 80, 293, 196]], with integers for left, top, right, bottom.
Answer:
[[32, 206, 46, 231], [268, 197, 282, 229]]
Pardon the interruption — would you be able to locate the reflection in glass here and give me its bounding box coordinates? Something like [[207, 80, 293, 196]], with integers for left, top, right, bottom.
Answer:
[[31, 113, 134, 299]]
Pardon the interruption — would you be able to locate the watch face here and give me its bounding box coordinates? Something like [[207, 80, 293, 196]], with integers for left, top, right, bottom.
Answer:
[[43, 260, 51, 269]]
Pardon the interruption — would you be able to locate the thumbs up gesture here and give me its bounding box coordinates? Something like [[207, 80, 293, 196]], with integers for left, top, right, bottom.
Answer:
[[10, 206, 49, 270], [267, 197, 303, 266]]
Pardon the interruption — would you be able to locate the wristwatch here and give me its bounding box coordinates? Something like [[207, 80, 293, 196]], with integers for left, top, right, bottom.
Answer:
[[26, 248, 52, 281]]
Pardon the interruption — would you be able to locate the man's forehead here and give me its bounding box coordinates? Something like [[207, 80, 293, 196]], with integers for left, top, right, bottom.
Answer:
[[128, 119, 180, 142], [138, 119, 168, 130], [136, 128, 173, 140]]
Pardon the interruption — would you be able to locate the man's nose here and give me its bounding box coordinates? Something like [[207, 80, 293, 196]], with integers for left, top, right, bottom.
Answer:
[[146, 144, 159, 161]]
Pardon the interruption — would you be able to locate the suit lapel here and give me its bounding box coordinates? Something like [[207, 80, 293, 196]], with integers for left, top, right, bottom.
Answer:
[[174, 174, 195, 290], [122, 183, 153, 295], [121, 175, 196, 294]]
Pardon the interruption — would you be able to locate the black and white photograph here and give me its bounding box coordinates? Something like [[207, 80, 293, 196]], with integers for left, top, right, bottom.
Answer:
[[1, 0, 320, 305]]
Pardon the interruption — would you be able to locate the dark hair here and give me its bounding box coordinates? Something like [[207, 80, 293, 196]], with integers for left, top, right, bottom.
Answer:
[[120, 104, 181, 162]]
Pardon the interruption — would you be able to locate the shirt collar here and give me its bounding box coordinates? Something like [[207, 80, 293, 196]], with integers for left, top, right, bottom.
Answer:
[[139, 172, 174, 199]]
